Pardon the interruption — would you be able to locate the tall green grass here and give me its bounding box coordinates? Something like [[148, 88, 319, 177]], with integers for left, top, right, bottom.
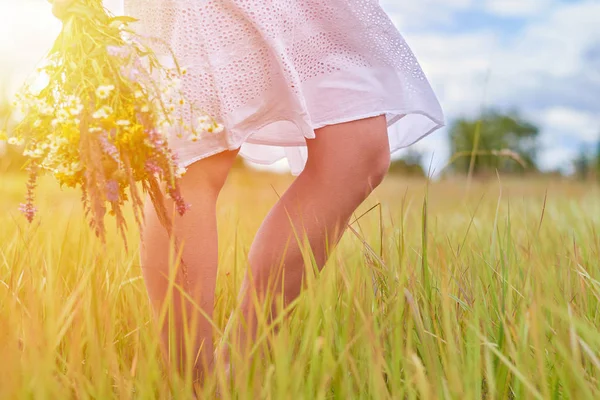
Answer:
[[1, 171, 599, 399]]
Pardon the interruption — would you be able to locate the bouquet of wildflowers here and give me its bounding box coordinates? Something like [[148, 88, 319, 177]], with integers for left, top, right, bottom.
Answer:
[[7, 0, 222, 245]]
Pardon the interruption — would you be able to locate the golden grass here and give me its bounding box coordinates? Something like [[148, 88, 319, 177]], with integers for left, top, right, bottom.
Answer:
[[1, 170, 599, 399]]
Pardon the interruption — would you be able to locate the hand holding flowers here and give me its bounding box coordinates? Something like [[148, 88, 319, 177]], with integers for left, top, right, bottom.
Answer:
[[7, 0, 223, 247]]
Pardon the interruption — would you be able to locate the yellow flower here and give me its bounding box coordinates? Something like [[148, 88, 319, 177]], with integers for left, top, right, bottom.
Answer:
[[96, 85, 115, 99], [0, 130, 7, 141]]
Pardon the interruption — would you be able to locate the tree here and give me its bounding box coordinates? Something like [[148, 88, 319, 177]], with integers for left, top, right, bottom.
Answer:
[[596, 134, 600, 180], [573, 146, 592, 181], [388, 149, 425, 177], [449, 110, 540, 176]]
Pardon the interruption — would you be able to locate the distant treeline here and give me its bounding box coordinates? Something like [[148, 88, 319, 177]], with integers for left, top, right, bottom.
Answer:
[[389, 110, 600, 180]]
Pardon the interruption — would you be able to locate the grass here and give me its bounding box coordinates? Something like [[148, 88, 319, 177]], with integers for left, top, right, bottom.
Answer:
[[1, 170, 599, 399]]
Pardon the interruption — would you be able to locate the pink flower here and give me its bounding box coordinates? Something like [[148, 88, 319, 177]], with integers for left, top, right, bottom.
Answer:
[[19, 203, 37, 223], [145, 160, 162, 175], [107, 45, 131, 58], [106, 180, 119, 202], [99, 133, 121, 164]]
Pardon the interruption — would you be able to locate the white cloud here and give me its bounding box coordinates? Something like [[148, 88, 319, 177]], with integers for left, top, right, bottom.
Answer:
[[386, 0, 600, 171], [484, 0, 555, 17], [537, 146, 578, 173], [540, 107, 600, 143]]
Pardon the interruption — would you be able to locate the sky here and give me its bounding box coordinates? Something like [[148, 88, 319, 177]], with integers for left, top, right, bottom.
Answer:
[[1, 0, 599, 174]]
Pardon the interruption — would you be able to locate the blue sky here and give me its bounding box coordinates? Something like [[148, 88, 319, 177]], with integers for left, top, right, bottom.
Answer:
[[1, 0, 599, 173], [382, 0, 600, 173]]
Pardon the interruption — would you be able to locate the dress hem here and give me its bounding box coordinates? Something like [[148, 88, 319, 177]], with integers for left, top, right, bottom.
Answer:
[[179, 108, 445, 173]]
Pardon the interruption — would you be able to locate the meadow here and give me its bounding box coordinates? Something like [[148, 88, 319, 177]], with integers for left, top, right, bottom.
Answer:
[[1, 170, 599, 399]]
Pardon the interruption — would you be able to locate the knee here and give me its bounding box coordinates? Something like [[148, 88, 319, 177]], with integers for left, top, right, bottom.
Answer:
[[336, 139, 391, 192], [361, 144, 391, 190]]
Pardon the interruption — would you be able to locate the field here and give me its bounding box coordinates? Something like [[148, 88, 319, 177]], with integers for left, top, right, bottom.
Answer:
[[1, 170, 599, 399]]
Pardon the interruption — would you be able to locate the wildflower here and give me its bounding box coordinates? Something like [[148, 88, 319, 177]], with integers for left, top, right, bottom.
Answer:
[[145, 160, 162, 174], [92, 105, 114, 119], [197, 116, 211, 125], [107, 45, 131, 58], [8, 137, 24, 146], [41, 105, 55, 116], [106, 180, 120, 202], [197, 122, 212, 132], [99, 134, 121, 163], [69, 104, 84, 115], [56, 109, 70, 122], [187, 133, 200, 142], [121, 66, 140, 82], [96, 85, 115, 99], [19, 202, 37, 223], [213, 124, 225, 134], [175, 166, 187, 179], [208, 123, 225, 134]]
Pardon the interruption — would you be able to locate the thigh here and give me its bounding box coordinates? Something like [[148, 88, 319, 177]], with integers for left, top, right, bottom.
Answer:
[[179, 149, 240, 194], [306, 115, 390, 169]]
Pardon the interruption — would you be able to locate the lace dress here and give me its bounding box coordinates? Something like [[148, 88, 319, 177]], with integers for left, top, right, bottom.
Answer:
[[123, 0, 445, 174]]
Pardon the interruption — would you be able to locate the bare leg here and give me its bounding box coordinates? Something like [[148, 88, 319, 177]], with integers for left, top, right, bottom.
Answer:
[[141, 150, 238, 382], [233, 115, 391, 358]]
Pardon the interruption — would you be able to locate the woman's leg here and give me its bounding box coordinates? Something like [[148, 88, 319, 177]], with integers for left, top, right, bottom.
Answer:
[[234, 115, 391, 354], [141, 150, 239, 382]]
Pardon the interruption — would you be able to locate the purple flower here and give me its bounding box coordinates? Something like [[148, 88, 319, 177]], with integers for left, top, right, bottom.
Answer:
[[107, 45, 131, 58], [120, 66, 140, 82], [19, 203, 37, 223], [106, 180, 119, 202], [99, 133, 121, 164], [145, 160, 162, 175]]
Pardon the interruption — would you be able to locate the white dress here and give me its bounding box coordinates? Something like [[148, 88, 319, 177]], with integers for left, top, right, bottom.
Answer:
[[124, 0, 445, 174]]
